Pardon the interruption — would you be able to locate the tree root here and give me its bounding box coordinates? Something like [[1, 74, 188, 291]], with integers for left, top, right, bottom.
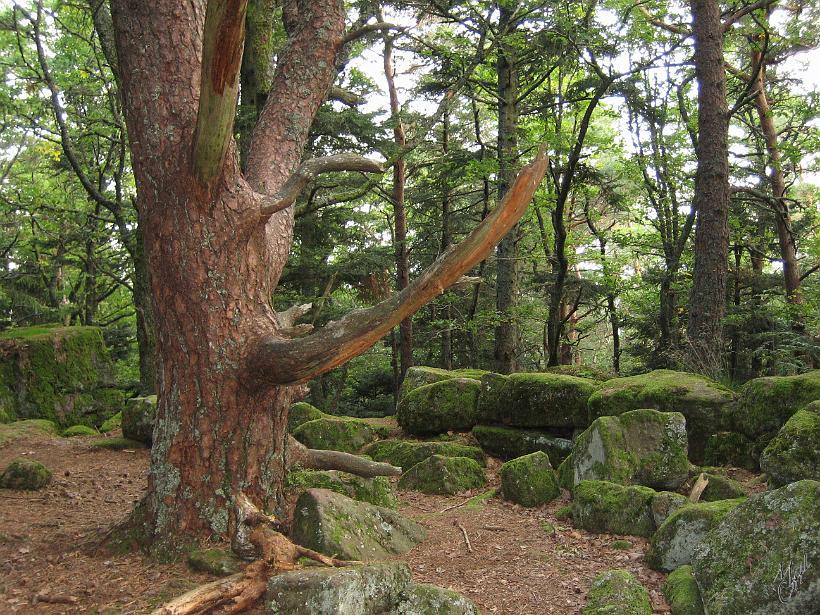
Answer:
[[287, 435, 402, 477]]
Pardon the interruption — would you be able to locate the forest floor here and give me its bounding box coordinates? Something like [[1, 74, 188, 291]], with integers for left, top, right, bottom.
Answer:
[[1, 428, 720, 615]]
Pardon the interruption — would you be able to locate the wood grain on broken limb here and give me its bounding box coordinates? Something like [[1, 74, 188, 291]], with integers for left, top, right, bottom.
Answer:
[[287, 436, 402, 477], [253, 146, 549, 385]]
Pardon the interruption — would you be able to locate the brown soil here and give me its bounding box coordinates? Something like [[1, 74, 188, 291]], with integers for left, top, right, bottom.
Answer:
[[2, 431, 744, 614]]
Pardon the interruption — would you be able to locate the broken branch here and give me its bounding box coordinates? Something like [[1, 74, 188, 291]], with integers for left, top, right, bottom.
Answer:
[[287, 436, 402, 478]]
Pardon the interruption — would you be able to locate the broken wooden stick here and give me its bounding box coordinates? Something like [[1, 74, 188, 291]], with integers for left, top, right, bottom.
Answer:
[[455, 519, 473, 553], [689, 473, 709, 503], [287, 435, 402, 478]]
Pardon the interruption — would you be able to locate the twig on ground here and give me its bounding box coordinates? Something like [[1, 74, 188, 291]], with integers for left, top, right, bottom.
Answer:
[[437, 496, 474, 514], [455, 520, 473, 553]]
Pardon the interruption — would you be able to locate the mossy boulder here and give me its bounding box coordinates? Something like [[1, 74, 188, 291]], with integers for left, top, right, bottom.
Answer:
[[732, 370, 820, 440], [588, 370, 734, 461], [265, 562, 412, 615], [700, 473, 747, 501], [472, 424, 572, 466], [650, 491, 689, 527], [288, 402, 325, 433], [121, 395, 156, 444], [398, 455, 486, 495], [556, 456, 573, 491], [760, 400, 820, 487], [0, 418, 59, 445], [398, 366, 488, 402], [394, 583, 481, 615], [397, 378, 482, 435], [291, 417, 383, 453], [647, 498, 746, 572], [692, 480, 820, 615], [291, 489, 426, 561], [570, 409, 689, 490], [286, 469, 397, 508], [362, 439, 485, 470], [582, 569, 652, 615], [702, 431, 757, 470], [99, 411, 122, 433], [544, 364, 615, 382], [662, 566, 704, 615], [478, 372, 598, 429], [572, 480, 657, 537], [0, 326, 122, 428], [187, 548, 241, 577], [500, 451, 560, 507], [62, 424, 98, 437], [0, 458, 52, 490]]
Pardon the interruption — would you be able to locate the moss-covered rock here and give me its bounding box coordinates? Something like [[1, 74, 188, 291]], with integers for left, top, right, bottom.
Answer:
[[663, 565, 704, 615], [700, 473, 747, 501], [288, 402, 325, 433], [399, 366, 456, 401], [398, 455, 486, 495], [121, 395, 156, 444], [544, 364, 615, 382], [394, 583, 481, 615], [647, 498, 746, 572], [500, 451, 560, 507], [99, 411, 122, 433], [692, 480, 820, 615], [0, 326, 121, 427], [397, 378, 482, 435], [478, 372, 598, 429], [362, 438, 485, 469], [472, 424, 572, 466], [702, 431, 757, 470], [292, 417, 384, 453], [286, 469, 397, 508], [557, 456, 573, 491], [650, 491, 689, 528], [732, 371, 820, 440], [582, 569, 652, 615], [291, 489, 426, 561], [0, 418, 59, 445], [187, 548, 241, 577], [760, 400, 820, 487], [570, 409, 689, 490], [265, 562, 412, 615], [572, 480, 657, 537], [62, 424, 98, 437], [0, 458, 52, 490], [588, 370, 734, 461], [91, 436, 146, 450]]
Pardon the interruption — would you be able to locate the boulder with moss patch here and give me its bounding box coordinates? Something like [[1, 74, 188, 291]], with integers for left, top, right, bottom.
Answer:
[[0, 326, 124, 427], [394, 583, 481, 615], [647, 498, 746, 572], [121, 395, 156, 444], [188, 548, 241, 577], [62, 424, 98, 437], [0, 458, 52, 490], [663, 566, 704, 615], [759, 400, 820, 487], [288, 402, 325, 433], [478, 372, 598, 429], [700, 473, 747, 501], [292, 417, 384, 453], [291, 489, 425, 561], [556, 456, 573, 491], [702, 431, 757, 470], [588, 370, 734, 461], [363, 439, 485, 469], [286, 469, 397, 508], [570, 409, 689, 490], [472, 424, 572, 466], [398, 366, 488, 402], [99, 411, 122, 433], [692, 480, 820, 615], [582, 569, 652, 615], [732, 371, 820, 442], [0, 418, 59, 445], [650, 491, 689, 528], [572, 480, 657, 537], [398, 455, 486, 495], [397, 378, 482, 435], [544, 365, 615, 382], [500, 451, 560, 507]]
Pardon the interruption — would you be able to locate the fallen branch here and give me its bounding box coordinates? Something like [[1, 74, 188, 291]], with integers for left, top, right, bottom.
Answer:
[[287, 436, 402, 478], [689, 473, 709, 503], [437, 495, 475, 514], [455, 519, 473, 553]]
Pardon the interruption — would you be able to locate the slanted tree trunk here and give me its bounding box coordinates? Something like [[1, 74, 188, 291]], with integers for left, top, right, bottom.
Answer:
[[440, 111, 453, 370], [686, 0, 730, 372], [110, 0, 547, 554]]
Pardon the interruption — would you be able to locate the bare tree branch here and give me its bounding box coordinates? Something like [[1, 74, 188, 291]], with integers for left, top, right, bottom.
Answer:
[[342, 21, 400, 45], [250, 147, 549, 385], [722, 0, 777, 32]]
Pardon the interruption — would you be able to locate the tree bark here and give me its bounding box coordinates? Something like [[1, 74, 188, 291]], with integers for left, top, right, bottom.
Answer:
[[440, 111, 453, 370], [686, 0, 731, 372]]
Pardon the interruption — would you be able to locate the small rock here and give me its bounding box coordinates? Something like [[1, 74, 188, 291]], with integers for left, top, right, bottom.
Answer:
[[0, 458, 52, 490], [582, 569, 652, 615], [398, 455, 486, 495], [500, 451, 560, 507]]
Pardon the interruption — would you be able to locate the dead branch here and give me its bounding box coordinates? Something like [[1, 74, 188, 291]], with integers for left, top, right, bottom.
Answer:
[[689, 473, 709, 503], [287, 435, 402, 478], [455, 520, 473, 553], [329, 86, 364, 106], [253, 147, 549, 385]]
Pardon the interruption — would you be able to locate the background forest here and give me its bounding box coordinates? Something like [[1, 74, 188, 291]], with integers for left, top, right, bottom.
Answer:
[[0, 0, 818, 413]]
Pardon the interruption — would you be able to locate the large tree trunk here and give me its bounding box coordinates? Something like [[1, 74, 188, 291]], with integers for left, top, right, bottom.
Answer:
[[440, 112, 453, 370], [686, 0, 730, 372]]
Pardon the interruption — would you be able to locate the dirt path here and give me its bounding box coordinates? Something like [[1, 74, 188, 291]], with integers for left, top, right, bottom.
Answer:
[[0, 434, 671, 614]]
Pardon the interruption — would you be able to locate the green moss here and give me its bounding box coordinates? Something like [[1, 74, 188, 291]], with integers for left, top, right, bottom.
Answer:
[[700, 473, 747, 501], [363, 439, 485, 470], [544, 364, 615, 381], [91, 437, 146, 450], [572, 480, 657, 537], [0, 458, 52, 489], [610, 539, 632, 550], [397, 378, 482, 435], [702, 431, 757, 470], [122, 395, 156, 444], [583, 569, 652, 615], [0, 418, 59, 445], [187, 548, 241, 577], [398, 366, 458, 401], [554, 505, 573, 521], [62, 424, 98, 437], [663, 566, 704, 615], [100, 411, 122, 433], [760, 400, 820, 487], [472, 424, 572, 466], [500, 451, 560, 507], [286, 469, 398, 508], [288, 402, 326, 432], [292, 417, 382, 453], [398, 455, 486, 495], [395, 582, 480, 614], [650, 491, 689, 528], [557, 456, 574, 491], [464, 488, 498, 511], [733, 371, 820, 439]]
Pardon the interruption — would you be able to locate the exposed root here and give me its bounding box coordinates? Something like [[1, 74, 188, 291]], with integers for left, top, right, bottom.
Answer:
[[287, 435, 402, 477], [689, 473, 709, 503]]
